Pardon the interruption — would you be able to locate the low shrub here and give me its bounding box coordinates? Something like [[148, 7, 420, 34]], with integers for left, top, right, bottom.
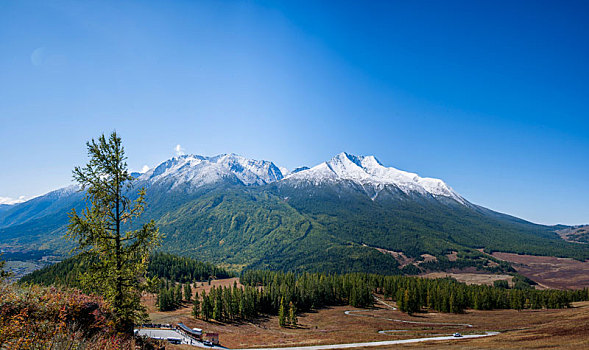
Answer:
[[0, 283, 131, 349]]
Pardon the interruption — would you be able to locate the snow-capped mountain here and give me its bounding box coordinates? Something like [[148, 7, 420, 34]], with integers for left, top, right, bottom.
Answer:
[[0, 151, 470, 229], [1, 152, 467, 220], [137, 153, 284, 190], [124, 152, 467, 204], [1, 150, 581, 273], [284, 152, 466, 204]]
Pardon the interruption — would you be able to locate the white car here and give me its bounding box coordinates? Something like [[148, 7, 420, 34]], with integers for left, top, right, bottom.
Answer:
[[453, 332, 462, 338]]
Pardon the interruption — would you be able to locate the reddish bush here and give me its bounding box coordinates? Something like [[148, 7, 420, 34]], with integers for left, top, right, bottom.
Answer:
[[0, 283, 131, 349]]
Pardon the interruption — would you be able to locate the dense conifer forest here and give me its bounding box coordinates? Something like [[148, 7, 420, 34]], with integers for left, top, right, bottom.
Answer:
[[19, 252, 232, 290], [20, 253, 589, 322], [147, 252, 233, 282], [238, 271, 589, 315], [183, 270, 589, 324]]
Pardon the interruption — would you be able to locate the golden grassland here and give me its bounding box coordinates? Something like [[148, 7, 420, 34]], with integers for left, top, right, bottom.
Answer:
[[491, 252, 589, 290], [420, 271, 514, 286]]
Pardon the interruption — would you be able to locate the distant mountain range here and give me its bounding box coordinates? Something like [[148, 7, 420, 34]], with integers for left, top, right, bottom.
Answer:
[[1, 152, 586, 274]]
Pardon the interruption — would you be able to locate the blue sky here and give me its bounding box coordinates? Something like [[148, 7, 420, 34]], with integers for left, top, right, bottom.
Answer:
[[0, 0, 588, 225]]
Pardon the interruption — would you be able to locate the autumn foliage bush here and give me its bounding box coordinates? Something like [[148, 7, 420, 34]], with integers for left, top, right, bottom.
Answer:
[[0, 283, 131, 349]]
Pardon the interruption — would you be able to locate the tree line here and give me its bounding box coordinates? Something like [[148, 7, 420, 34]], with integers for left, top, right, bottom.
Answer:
[[182, 270, 589, 326], [147, 252, 232, 283], [369, 273, 586, 314], [238, 270, 588, 316], [19, 252, 230, 292]]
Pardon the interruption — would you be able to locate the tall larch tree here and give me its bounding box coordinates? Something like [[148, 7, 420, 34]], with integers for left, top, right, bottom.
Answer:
[[67, 131, 161, 334]]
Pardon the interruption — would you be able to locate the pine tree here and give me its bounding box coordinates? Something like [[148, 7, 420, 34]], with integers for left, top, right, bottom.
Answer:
[[184, 283, 192, 302], [278, 296, 287, 327], [158, 287, 173, 311], [396, 288, 405, 312], [192, 293, 201, 318], [146, 276, 160, 294], [288, 301, 297, 327], [239, 291, 246, 319], [201, 290, 211, 321], [213, 287, 223, 321], [67, 132, 161, 333], [404, 289, 410, 314], [449, 292, 456, 313], [175, 284, 183, 305], [156, 288, 163, 310]]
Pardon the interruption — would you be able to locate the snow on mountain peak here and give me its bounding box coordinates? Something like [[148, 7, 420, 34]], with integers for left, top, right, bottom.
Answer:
[[140, 153, 284, 189], [129, 151, 464, 204], [285, 152, 466, 204]]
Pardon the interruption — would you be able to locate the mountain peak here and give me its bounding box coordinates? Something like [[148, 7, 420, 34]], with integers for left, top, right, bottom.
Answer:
[[140, 153, 284, 189], [331, 152, 384, 169], [286, 152, 466, 204], [20, 151, 465, 205]]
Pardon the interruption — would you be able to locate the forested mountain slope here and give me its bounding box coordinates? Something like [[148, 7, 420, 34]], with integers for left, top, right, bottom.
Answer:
[[1, 152, 586, 274]]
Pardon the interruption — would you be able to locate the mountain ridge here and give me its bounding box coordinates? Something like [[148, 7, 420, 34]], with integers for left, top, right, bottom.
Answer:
[[1, 152, 587, 273], [128, 151, 467, 205]]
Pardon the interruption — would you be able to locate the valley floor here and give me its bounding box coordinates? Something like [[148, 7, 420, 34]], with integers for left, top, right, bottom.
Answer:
[[145, 278, 589, 349], [491, 252, 589, 290]]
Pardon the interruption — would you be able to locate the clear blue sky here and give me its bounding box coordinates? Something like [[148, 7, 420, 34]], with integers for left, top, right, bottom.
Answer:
[[1, 0, 588, 225]]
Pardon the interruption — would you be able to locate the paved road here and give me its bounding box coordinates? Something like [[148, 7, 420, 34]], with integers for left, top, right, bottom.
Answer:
[[233, 332, 500, 350]]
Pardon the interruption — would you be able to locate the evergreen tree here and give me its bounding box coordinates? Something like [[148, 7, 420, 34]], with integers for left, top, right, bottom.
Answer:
[[493, 280, 509, 289], [403, 289, 413, 315], [192, 293, 201, 318], [146, 276, 160, 294], [184, 283, 192, 302], [396, 288, 405, 312], [213, 287, 223, 321], [278, 297, 287, 327], [175, 284, 183, 305], [288, 301, 297, 327], [201, 290, 211, 321], [158, 287, 173, 311], [67, 132, 161, 333]]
